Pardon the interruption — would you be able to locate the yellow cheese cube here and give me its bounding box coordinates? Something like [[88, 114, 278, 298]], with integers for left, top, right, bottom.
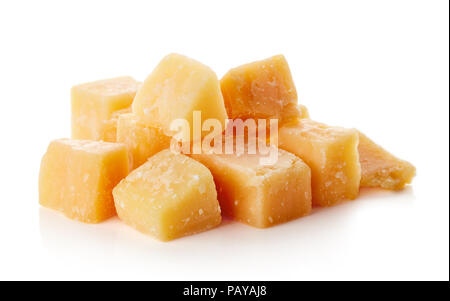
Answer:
[[39, 139, 129, 223], [132, 54, 228, 138], [359, 132, 415, 189], [220, 55, 300, 124], [192, 149, 312, 228], [113, 150, 221, 241], [278, 119, 361, 206], [71, 77, 140, 142], [103, 107, 132, 142], [116, 113, 171, 170]]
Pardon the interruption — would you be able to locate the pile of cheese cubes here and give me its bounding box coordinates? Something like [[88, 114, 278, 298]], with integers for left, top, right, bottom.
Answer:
[[39, 54, 416, 241]]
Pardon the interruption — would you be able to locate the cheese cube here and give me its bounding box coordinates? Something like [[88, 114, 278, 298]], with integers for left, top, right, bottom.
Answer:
[[359, 132, 415, 190], [71, 77, 140, 142], [113, 150, 221, 241], [220, 55, 300, 124], [132, 54, 228, 138], [192, 149, 312, 228], [116, 113, 171, 170], [278, 119, 361, 206], [103, 107, 131, 142], [39, 139, 129, 223]]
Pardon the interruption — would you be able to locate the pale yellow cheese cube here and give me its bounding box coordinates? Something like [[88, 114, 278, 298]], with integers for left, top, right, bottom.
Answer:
[[71, 77, 140, 141], [39, 139, 129, 223], [279, 119, 361, 206], [116, 113, 171, 170], [220, 55, 300, 124], [192, 149, 312, 228], [113, 150, 221, 241], [132, 53, 228, 138]]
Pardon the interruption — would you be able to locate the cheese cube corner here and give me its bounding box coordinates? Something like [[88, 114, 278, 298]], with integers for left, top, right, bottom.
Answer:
[[359, 132, 415, 190], [279, 119, 361, 206], [39, 139, 129, 223], [113, 150, 221, 241], [71, 76, 140, 142], [299, 104, 310, 119]]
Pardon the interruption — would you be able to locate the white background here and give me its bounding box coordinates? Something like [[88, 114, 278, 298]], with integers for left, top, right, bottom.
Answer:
[[0, 0, 448, 281]]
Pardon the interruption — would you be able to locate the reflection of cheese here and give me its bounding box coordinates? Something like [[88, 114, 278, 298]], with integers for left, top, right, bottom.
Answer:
[[279, 119, 361, 206], [113, 150, 221, 241], [71, 76, 140, 142], [192, 148, 311, 228], [39, 139, 129, 223]]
